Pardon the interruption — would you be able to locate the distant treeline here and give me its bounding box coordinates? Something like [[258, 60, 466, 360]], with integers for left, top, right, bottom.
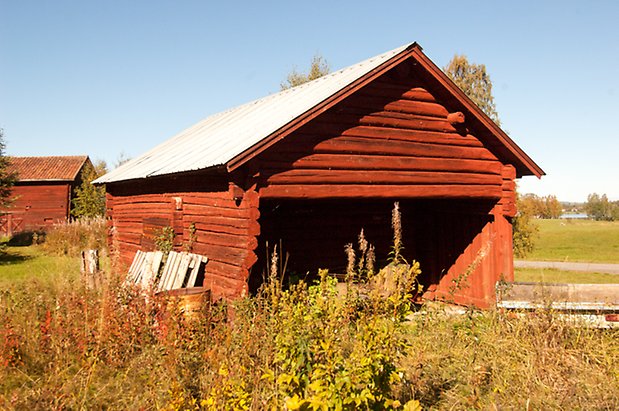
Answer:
[[519, 193, 619, 221], [585, 193, 619, 221], [518, 194, 563, 219]]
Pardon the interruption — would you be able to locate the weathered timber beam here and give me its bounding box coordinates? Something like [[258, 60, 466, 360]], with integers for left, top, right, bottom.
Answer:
[[447, 112, 465, 125], [265, 169, 502, 186], [259, 184, 502, 199], [258, 154, 503, 175]]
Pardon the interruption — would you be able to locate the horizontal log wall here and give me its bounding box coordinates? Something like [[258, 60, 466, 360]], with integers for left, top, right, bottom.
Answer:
[[5, 183, 71, 231], [251, 75, 505, 200], [107, 181, 259, 300]]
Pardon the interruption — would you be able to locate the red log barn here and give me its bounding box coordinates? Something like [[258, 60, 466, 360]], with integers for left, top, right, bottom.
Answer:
[[1, 156, 92, 236], [95, 43, 543, 308]]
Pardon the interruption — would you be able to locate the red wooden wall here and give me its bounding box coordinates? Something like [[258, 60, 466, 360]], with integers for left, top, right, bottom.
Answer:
[[250, 75, 504, 201], [2, 183, 72, 234], [106, 175, 259, 300]]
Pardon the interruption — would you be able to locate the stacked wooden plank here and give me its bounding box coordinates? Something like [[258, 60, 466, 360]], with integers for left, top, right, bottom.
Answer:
[[126, 250, 164, 287], [126, 250, 207, 292], [156, 251, 207, 292]]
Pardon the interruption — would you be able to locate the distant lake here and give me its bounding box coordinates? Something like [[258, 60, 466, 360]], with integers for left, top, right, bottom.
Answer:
[[560, 213, 588, 219]]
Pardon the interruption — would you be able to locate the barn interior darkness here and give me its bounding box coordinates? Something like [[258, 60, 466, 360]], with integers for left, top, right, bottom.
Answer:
[[250, 198, 494, 293]]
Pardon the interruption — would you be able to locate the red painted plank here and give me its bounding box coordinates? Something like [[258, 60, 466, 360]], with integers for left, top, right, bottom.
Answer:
[[259, 184, 502, 199]]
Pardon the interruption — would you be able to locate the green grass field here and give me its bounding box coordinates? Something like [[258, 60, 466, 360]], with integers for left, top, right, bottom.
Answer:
[[515, 267, 619, 284], [0, 246, 80, 287], [525, 219, 619, 263]]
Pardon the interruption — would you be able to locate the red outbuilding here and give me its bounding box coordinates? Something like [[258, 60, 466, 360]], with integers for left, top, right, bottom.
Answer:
[[1, 156, 92, 236], [95, 43, 543, 307]]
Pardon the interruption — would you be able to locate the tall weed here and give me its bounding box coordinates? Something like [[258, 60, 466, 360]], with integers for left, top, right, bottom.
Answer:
[[42, 217, 107, 257]]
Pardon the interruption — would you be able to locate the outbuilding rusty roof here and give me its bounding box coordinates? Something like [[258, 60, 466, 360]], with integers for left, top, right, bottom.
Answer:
[[7, 156, 90, 182]]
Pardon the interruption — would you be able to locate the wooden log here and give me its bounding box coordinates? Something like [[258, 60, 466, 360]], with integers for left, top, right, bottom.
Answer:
[[183, 204, 259, 220], [183, 219, 260, 237], [294, 135, 497, 161], [501, 180, 516, 192], [265, 169, 502, 186], [316, 111, 458, 133], [191, 242, 249, 265], [182, 196, 253, 210], [200, 259, 246, 278], [259, 184, 502, 199], [501, 164, 517, 180], [296, 125, 484, 147], [193, 230, 257, 250], [259, 154, 502, 175], [358, 113, 457, 133], [447, 112, 465, 125], [343, 95, 449, 117]]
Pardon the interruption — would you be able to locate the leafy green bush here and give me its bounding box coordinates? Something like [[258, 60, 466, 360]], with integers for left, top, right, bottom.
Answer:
[[513, 193, 539, 258]]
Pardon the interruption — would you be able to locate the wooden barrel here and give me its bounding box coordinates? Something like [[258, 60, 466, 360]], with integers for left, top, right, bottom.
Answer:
[[158, 287, 211, 317]]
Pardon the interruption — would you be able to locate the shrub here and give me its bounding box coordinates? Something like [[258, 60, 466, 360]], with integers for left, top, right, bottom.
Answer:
[[513, 192, 539, 258], [42, 217, 107, 257]]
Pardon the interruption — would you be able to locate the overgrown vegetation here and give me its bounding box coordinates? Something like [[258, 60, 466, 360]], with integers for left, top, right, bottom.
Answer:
[[71, 159, 107, 218], [1, 212, 617, 409], [42, 217, 108, 257], [280, 54, 330, 90], [1, 255, 616, 409], [512, 192, 539, 258], [443, 55, 500, 125], [0, 129, 17, 209]]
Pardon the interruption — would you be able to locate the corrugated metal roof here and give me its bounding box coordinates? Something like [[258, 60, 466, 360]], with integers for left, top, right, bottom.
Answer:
[[8, 156, 90, 182], [94, 43, 413, 184]]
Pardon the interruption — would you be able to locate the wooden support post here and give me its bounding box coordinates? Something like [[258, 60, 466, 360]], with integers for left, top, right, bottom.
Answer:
[[81, 249, 100, 289]]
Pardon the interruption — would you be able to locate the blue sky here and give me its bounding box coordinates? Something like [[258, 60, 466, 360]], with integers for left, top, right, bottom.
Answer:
[[1, 1, 618, 202]]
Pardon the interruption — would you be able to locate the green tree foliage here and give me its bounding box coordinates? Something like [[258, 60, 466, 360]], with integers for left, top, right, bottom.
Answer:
[[0, 129, 17, 208], [519, 193, 563, 219], [585, 193, 619, 221], [444, 55, 538, 255], [280, 54, 330, 90], [71, 160, 107, 218], [513, 192, 539, 258], [444, 55, 501, 125]]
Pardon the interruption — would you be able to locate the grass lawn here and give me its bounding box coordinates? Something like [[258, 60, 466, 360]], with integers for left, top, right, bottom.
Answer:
[[525, 219, 619, 263], [0, 245, 80, 287], [515, 267, 619, 284]]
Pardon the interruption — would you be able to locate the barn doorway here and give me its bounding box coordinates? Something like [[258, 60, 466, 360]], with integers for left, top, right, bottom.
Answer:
[[251, 198, 495, 294]]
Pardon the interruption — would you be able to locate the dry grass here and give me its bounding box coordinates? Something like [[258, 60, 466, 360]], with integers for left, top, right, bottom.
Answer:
[[0, 263, 617, 409], [42, 217, 108, 257], [1, 214, 617, 409], [403, 305, 619, 409]]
